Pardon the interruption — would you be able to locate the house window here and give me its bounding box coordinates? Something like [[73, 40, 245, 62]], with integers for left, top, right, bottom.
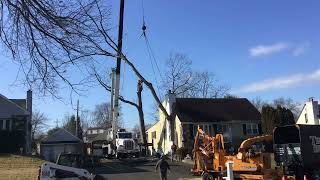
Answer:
[[152, 131, 156, 139], [217, 124, 229, 133], [199, 125, 203, 130], [204, 124, 214, 135], [305, 113, 308, 123], [193, 124, 214, 136], [0, 120, 3, 130], [246, 123, 259, 135], [189, 124, 194, 138], [204, 125, 208, 134], [6, 120, 10, 130], [193, 125, 198, 138]]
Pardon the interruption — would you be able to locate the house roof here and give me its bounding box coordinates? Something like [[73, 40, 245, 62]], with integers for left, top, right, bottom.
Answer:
[[91, 132, 111, 142], [41, 128, 83, 144], [175, 98, 261, 122], [146, 120, 160, 132], [0, 94, 29, 118], [9, 99, 26, 109]]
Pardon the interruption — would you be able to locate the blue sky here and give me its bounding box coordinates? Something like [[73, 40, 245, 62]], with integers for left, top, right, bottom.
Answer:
[[0, 0, 319, 129]]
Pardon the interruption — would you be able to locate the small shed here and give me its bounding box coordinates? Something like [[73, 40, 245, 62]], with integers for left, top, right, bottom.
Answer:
[[40, 128, 83, 162]]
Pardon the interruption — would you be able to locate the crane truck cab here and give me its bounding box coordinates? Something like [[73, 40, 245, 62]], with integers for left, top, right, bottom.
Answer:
[[114, 129, 140, 158]]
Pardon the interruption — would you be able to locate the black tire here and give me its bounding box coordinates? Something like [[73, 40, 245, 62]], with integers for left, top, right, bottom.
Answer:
[[116, 152, 121, 159], [202, 173, 215, 180]]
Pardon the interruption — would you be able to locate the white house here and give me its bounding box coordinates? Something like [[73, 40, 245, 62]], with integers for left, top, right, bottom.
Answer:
[[296, 98, 320, 125]]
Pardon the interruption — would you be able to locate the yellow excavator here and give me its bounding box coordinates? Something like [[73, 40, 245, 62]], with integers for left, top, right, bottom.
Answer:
[[192, 127, 282, 180]]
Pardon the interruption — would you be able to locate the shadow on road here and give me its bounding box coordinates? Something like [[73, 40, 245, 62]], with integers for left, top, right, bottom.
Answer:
[[94, 161, 149, 174]]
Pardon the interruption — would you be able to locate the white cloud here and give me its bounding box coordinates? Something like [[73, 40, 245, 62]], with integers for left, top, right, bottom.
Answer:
[[249, 42, 310, 57], [249, 42, 290, 57], [234, 69, 320, 93]]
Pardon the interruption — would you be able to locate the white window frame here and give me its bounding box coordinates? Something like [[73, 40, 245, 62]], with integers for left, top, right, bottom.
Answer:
[[246, 123, 259, 135], [3, 120, 6, 130], [217, 124, 229, 133], [193, 124, 214, 136], [0, 120, 3, 130], [152, 131, 156, 139]]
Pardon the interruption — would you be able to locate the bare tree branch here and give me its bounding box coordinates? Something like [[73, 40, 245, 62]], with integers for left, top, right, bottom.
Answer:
[[0, 0, 171, 120]]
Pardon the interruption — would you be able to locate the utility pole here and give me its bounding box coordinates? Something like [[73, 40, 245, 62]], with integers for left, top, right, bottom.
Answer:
[[110, 68, 116, 139], [112, 0, 125, 143]]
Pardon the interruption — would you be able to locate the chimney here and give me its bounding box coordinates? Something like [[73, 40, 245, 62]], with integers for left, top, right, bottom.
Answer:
[[27, 90, 32, 116], [165, 90, 176, 149], [25, 90, 32, 154], [309, 97, 314, 102], [165, 90, 176, 115]]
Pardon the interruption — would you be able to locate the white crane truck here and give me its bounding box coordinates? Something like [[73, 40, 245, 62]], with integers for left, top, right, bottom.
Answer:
[[103, 128, 140, 158]]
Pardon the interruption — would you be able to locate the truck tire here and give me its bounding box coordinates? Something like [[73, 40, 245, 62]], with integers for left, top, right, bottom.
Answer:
[[202, 172, 214, 180], [116, 152, 121, 159]]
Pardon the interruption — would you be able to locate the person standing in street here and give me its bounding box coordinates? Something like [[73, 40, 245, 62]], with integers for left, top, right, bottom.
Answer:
[[155, 155, 171, 180], [170, 144, 177, 162]]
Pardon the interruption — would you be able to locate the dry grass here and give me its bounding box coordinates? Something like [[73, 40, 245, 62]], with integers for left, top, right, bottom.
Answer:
[[0, 154, 45, 180]]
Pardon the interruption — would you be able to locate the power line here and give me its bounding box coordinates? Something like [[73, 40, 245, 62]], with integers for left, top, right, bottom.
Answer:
[[144, 35, 164, 82], [145, 40, 161, 94], [140, 0, 163, 96]]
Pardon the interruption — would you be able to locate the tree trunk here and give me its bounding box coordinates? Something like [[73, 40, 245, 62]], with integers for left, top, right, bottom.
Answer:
[[137, 80, 147, 146]]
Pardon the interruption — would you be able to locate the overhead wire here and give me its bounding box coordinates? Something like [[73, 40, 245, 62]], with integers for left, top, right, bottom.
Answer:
[[140, 0, 164, 97]]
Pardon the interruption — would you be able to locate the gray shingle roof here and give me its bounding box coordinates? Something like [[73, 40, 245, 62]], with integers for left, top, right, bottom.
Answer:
[[41, 128, 83, 144], [9, 99, 26, 109], [0, 94, 29, 118], [175, 98, 261, 122]]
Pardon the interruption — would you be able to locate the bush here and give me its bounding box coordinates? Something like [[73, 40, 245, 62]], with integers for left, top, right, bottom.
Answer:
[[0, 130, 25, 153]]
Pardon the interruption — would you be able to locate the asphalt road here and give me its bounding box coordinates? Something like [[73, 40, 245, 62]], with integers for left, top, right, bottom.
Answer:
[[94, 158, 197, 180]]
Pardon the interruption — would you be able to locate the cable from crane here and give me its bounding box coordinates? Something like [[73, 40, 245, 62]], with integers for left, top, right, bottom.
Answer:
[[140, 0, 164, 97], [140, 0, 164, 82]]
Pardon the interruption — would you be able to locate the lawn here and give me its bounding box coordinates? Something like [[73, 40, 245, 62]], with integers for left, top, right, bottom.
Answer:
[[0, 154, 45, 180]]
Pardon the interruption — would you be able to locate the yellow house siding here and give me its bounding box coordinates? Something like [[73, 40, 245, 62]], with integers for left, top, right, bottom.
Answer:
[[146, 108, 169, 154], [175, 116, 183, 148], [146, 114, 184, 154]]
